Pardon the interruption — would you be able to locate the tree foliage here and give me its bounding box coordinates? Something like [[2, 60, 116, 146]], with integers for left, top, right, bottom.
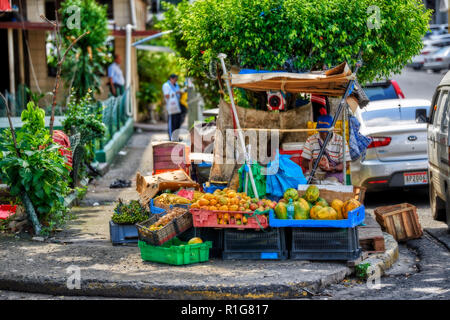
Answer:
[[60, 0, 112, 99], [159, 0, 431, 106]]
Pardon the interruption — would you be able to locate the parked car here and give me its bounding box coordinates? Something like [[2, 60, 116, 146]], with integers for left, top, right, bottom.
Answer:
[[423, 46, 450, 73], [408, 45, 441, 70], [424, 24, 448, 38], [423, 34, 450, 48], [427, 71, 450, 227], [351, 99, 431, 192], [362, 80, 405, 101]]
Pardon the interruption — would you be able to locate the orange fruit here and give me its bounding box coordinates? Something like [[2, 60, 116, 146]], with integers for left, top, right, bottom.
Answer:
[[229, 205, 239, 211], [227, 191, 237, 198], [198, 199, 210, 206], [209, 199, 218, 206], [219, 205, 228, 211], [235, 213, 242, 220], [218, 197, 228, 205], [190, 203, 199, 209], [204, 193, 214, 200], [223, 213, 230, 221], [242, 216, 248, 224]]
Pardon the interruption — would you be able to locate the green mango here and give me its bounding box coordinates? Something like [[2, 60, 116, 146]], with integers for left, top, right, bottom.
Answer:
[[283, 188, 299, 201], [275, 202, 288, 219]]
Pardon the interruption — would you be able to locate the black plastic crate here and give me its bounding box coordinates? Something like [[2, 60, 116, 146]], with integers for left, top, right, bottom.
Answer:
[[223, 228, 287, 260], [178, 227, 223, 258], [290, 227, 361, 261]]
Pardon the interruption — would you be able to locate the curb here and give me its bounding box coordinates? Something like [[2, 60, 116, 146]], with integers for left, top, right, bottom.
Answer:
[[0, 234, 399, 299], [357, 233, 399, 277]]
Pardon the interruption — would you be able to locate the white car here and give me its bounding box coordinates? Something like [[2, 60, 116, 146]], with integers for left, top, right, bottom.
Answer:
[[351, 99, 431, 191], [409, 45, 441, 70]]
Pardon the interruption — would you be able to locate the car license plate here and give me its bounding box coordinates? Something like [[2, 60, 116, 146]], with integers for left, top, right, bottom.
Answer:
[[404, 172, 428, 185]]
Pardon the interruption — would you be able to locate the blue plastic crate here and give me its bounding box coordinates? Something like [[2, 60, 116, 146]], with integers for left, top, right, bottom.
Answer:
[[109, 220, 138, 245], [202, 183, 226, 194], [149, 199, 190, 215], [269, 205, 365, 228]]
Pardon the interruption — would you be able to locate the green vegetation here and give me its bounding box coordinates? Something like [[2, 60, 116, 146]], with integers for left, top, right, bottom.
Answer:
[[60, 0, 112, 100], [0, 102, 71, 235], [159, 0, 431, 107], [112, 199, 150, 224]]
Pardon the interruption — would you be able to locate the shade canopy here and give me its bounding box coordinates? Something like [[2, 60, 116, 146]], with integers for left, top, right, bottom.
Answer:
[[230, 62, 355, 96]]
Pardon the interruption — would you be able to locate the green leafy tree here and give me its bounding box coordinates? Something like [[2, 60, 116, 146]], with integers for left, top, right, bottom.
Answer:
[[60, 0, 111, 100], [0, 102, 71, 234], [159, 0, 431, 106]]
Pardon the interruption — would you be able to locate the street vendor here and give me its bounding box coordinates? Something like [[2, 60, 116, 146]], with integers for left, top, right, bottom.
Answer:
[[301, 115, 350, 184]]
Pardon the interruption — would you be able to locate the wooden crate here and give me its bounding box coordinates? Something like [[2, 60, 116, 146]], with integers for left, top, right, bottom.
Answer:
[[358, 214, 385, 253], [374, 203, 423, 242]]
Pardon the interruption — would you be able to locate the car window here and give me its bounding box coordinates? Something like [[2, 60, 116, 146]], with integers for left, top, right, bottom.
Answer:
[[434, 46, 450, 56], [361, 106, 431, 127], [434, 91, 448, 128], [362, 84, 398, 101]]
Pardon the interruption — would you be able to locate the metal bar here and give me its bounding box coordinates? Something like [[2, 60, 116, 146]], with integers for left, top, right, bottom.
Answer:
[[307, 57, 362, 184], [218, 53, 259, 199], [342, 103, 347, 185], [131, 30, 173, 47]]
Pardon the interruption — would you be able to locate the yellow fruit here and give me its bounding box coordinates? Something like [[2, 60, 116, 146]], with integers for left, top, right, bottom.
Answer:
[[229, 204, 239, 211], [310, 205, 323, 219], [331, 199, 344, 220], [188, 237, 203, 245], [342, 199, 361, 219], [316, 207, 338, 220], [219, 205, 228, 211], [199, 199, 210, 206]]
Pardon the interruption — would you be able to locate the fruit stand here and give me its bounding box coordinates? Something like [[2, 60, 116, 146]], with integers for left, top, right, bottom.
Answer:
[[110, 56, 370, 265]]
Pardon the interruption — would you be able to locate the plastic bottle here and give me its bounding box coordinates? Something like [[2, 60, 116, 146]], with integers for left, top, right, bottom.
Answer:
[[287, 198, 294, 220]]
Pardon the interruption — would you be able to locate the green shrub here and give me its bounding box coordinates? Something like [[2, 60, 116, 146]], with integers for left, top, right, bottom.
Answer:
[[159, 0, 431, 106], [0, 102, 71, 234]]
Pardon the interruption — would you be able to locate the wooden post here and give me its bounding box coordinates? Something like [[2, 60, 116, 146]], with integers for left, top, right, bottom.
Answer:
[[7, 28, 15, 115]]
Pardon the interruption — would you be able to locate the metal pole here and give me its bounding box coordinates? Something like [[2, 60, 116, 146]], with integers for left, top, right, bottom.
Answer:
[[342, 104, 347, 185], [307, 57, 362, 184], [218, 53, 259, 199]]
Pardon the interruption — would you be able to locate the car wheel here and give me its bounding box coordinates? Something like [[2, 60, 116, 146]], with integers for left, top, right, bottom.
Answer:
[[433, 69, 442, 73], [430, 182, 446, 221]]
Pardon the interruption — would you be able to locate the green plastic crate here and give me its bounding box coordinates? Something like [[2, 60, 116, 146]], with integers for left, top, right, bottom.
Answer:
[[138, 238, 212, 265]]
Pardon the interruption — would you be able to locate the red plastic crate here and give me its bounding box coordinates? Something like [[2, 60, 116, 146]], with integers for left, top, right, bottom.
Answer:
[[0, 205, 17, 220], [190, 208, 269, 230]]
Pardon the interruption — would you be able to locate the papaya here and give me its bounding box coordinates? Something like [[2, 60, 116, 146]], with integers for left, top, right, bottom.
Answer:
[[275, 202, 288, 219], [297, 198, 311, 213], [293, 200, 310, 220], [342, 199, 361, 219], [331, 199, 345, 219], [304, 185, 320, 203], [315, 197, 328, 207], [283, 188, 299, 201], [310, 205, 323, 219], [317, 207, 338, 220]]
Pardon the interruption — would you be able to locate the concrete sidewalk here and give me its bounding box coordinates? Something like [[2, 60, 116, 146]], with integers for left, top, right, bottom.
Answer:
[[0, 130, 399, 299]]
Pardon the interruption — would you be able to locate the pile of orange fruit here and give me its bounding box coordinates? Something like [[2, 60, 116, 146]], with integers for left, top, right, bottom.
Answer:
[[190, 188, 276, 226], [190, 188, 252, 212]]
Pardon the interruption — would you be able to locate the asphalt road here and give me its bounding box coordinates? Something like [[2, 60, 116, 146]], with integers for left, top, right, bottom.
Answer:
[[392, 67, 446, 101]]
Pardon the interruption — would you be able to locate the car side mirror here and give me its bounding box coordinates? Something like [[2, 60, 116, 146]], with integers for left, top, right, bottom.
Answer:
[[415, 108, 428, 123]]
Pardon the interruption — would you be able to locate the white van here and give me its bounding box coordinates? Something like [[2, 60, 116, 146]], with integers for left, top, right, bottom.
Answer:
[[428, 71, 450, 229]]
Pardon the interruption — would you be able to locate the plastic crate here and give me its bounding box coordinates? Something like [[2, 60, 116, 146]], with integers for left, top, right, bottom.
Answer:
[[202, 183, 227, 194], [178, 227, 224, 258], [223, 228, 288, 260], [190, 208, 269, 230], [290, 227, 361, 261], [0, 205, 17, 220], [269, 205, 365, 228], [150, 199, 190, 215], [136, 210, 192, 246], [109, 220, 138, 245], [138, 238, 212, 265]]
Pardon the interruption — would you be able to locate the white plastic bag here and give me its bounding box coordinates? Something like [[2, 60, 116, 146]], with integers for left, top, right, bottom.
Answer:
[[167, 92, 181, 115]]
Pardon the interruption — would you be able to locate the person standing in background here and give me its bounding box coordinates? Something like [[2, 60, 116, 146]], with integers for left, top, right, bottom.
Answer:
[[163, 74, 182, 141], [108, 55, 125, 97]]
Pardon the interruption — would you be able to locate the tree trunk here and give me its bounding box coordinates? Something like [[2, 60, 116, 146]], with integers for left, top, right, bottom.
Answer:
[[20, 192, 41, 235]]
